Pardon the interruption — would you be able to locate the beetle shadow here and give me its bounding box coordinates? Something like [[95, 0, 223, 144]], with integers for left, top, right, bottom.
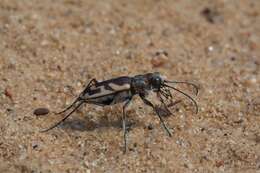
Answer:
[[59, 114, 139, 132]]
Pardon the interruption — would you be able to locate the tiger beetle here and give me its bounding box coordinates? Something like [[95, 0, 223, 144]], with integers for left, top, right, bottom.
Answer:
[[41, 72, 199, 153]]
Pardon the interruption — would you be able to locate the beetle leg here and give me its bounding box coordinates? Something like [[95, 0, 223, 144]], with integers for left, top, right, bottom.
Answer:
[[55, 78, 98, 115], [54, 98, 80, 115], [122, 98, 132, 154], [157, 92, 172, 116], [41, 101, 84, 132], [81, 78, 98, 95], [140, 95, 172, 137]]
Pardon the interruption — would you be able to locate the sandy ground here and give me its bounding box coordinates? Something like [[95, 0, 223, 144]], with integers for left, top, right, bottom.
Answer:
[[0, 0, 260, 172]]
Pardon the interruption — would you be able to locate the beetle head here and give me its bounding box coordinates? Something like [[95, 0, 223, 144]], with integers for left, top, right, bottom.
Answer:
[[146, 72, 164, 91]]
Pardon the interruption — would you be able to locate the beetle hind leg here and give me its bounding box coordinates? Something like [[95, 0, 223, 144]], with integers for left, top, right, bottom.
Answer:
[[55, 78, 98, 115], [54, 98, 80, 114]]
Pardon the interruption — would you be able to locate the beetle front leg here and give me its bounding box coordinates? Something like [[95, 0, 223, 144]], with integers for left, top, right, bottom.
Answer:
[[157, 92, 172, 116], [140, 95, 172, 137]]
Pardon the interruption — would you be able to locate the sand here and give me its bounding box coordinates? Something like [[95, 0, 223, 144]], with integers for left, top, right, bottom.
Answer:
[[0, 0, 259, 172]]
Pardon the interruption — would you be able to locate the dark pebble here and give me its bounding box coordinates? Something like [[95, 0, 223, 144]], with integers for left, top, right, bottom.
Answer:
[[6, 108, 13, 112], [4, 88, 14, 101], [33, 107, 49, 116], [201, 7, 219, 24], [32, 144, 38, 149], [147, 124, 154, 130]]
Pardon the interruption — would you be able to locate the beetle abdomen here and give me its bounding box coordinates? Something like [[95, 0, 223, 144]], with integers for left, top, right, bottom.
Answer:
[[88, 90, 132, 106], [83, 76, 131, 100]]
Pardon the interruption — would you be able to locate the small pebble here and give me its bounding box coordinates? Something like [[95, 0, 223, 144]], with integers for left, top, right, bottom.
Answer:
[[32, 143, 38, 149], [6, 108, 13, 112], [201, 7, 220, 24], [33, 107, 50, 116], [147, 124, 154, 130], [4, 88, 13, 101], [208, 46, 214, 52], [151, 50, 169, 67], [215, 160, 224, 167]]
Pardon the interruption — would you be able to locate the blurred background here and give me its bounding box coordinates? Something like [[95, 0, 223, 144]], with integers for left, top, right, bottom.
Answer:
[[0, 0, 259, 172]]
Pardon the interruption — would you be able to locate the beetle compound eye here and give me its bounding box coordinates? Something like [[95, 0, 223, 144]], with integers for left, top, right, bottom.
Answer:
[[155, 78, 160, 83], [152, 77, 161, 88]]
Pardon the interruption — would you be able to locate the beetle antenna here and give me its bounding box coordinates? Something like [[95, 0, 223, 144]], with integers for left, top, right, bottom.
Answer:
[[164, 80, 199, 96], [163, 84, 198, 113]]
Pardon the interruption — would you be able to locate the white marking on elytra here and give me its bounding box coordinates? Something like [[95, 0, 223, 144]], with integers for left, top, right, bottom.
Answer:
[[85, 83, 130, 99], [109, 83, 130, 91]]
